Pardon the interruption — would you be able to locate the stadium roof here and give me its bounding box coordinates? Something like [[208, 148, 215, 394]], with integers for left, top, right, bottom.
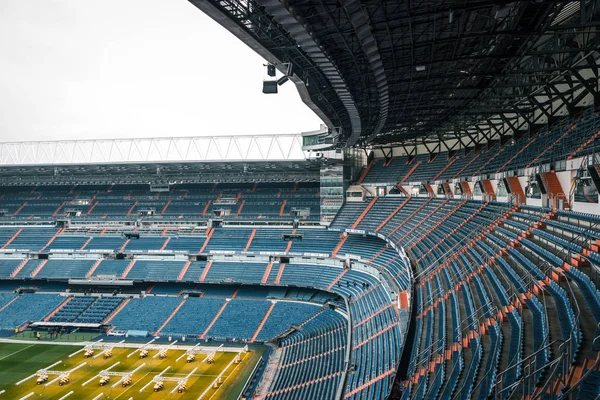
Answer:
[[0, 134, 307, 166], [0, 134, 335, 185], [191, 0, 600, 149]]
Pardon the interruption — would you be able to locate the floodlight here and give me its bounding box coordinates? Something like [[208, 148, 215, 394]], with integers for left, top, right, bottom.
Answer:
[[277, 76, 289, 86], [263, 80, 278, 94]]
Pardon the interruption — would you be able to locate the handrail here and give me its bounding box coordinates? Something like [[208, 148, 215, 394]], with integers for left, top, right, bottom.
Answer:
[[560, 322, 600, 398], [416, 239, 498, 399], [492, 212, 600, 397]]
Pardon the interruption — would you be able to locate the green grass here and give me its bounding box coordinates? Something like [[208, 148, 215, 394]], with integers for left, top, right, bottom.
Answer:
[[0, 341, 265, 399], [0, 343, 78, 388]]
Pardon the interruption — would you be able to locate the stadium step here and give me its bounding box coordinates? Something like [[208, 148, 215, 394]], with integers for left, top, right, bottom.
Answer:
[[43, 297, 73, 322], [396, 183, 410, 196], [0, 295, 19, 313], [12, 201, 28, 216], [160, 199, 171, 215], [284, 229, 296, 252], [401, 161, 420, 183], [261, 262, 273, 284], [424, 183, 435, 197], [199, 260, 213, 282], [354, 322, 398, 350], [568, 129, 600, 159], [474, 144, 504, 175], [497, 137, 535, 173], [154, 298, 187, 336], [119, 239, 130, 252], [40, 228, 65, 252], [177, 261, 192, 281], [292, 182, 297, 192], [328, 268, 349, 289], [52, 201, 66, 217], [201, 300, 229, 339], [102, 298, 130, 324], [351, 196, 378, 229], [201, 199, 211, 216], [80, 237, 92, 250], [374, 197, 412, 232], [541, 171, 567, 208], [505, 176, 526, 204], [442, 182, 454, 198], [389, 198, 433, 236], [356, 159, 375, 184], [454, 152, 480, 179], [210, 183, 217, 193], [2, 228, 23, 249], [331, 236, 348, 258], [126, 200, 138, 216], [30, 259, 48, 278], [368, 246, 388, 264], [10, 259, 29, 278], [160, 237, 170, 250], [526, 123, 576, 168], [344, 368, 396, 398], [481, 179, 497, 200], [432, 155, 458, 181], [274, 263, 286, 284], [250, 302, 276, 342], [235, 191, 242, 202], [244, 229, 256, 251], [407, 199, 465, 250], [85, 201, 98, 215], [460, 181, 472, 196], [215, 191, 223, 202], [279, 199, 287, 216], [236, 199, 245, 216], [198, 228, 214, 253], [86, 259, 102, 278], [121, 259, 136, 279]]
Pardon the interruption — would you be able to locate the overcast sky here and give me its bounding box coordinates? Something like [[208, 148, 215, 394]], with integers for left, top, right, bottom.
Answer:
[[0, 0, 323, 142]]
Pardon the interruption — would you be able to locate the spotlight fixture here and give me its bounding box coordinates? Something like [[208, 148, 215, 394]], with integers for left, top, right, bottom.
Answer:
[[263, 80, 278, 94], [262, 62, 293, 94], [277, 76, 289, 86], [266, 64, 276, 77], [415, 65, 426, 72]]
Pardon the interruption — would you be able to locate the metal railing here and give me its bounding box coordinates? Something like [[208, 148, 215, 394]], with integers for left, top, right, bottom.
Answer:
[[491, 213, 600, 398]]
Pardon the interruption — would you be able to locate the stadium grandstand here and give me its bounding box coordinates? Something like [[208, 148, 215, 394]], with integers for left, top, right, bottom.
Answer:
[[1, 1, 600, 399]]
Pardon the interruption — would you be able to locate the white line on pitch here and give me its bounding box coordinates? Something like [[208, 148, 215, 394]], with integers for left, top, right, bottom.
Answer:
[[58, 391, 74, 400], [0, 344, 34, 361]]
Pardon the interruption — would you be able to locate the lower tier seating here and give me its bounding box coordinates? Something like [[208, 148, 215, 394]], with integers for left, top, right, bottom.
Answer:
[[333, 197, 600, 399]]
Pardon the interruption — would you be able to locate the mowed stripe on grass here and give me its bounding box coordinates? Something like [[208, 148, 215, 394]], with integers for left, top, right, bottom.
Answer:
[[0, 342, 265, 399], [0, 343, 77, 387]]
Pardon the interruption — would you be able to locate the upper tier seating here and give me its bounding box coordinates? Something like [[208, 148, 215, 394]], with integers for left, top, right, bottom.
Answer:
[[357, 106, 600, 184], [0, 182, 320, 221]]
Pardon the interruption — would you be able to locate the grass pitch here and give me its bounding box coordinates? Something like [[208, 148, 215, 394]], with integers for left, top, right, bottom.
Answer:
[[0, 341, 264, 399]]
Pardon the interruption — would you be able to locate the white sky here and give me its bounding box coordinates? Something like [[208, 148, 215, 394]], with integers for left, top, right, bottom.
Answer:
[[0, 0, 323, 142]]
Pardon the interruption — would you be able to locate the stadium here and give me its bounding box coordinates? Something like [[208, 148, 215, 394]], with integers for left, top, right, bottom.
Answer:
[[0, 1, 599, 399]]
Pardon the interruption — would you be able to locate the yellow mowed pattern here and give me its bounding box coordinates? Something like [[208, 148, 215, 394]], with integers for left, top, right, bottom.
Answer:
[[0, 343, 261, 400]]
